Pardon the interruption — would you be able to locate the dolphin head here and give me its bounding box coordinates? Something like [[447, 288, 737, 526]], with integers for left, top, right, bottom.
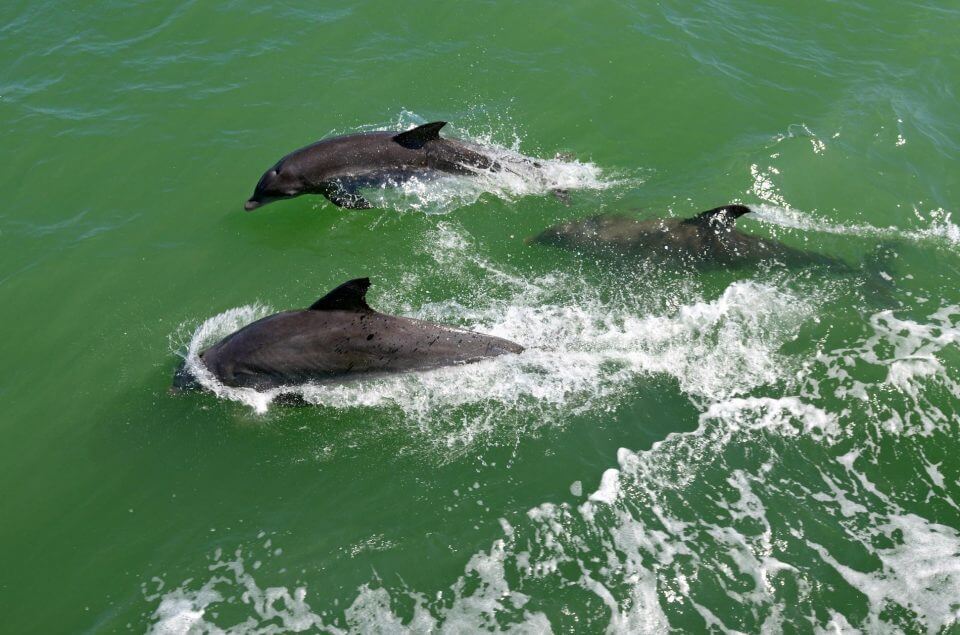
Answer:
[[523, 225, 566, 245], [525, 220, 581, 247], [170, 358, 202, 393], [244, 161, 303, 211]]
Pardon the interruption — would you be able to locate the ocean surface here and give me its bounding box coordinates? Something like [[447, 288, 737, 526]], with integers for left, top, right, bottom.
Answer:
[[2, 1, 959, 632]]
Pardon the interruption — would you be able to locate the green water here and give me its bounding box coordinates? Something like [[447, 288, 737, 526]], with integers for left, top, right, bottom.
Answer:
[[3, 1, 960, 632]]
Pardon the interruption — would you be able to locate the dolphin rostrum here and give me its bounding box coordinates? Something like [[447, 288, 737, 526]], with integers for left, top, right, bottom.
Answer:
[[244, 122, 499, 211], [172, 278, 523, 392], [528, 204, 847, 269]]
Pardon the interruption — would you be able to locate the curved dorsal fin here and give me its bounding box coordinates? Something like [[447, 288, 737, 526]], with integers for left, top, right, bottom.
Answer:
[[308, 278, 372, 312], [681, 204, 752, 228], [392, 121, 447, 149]]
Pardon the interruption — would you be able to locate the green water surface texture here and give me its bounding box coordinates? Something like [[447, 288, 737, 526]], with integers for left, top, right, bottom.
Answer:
[[3, 1, 960, 632]]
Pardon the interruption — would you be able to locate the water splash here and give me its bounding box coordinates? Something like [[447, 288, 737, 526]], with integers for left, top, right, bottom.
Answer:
[[155, 295, 960, 632], [172, 222, 819, 441], [751, 203, 960, 248], [343, 111, 621, 214]]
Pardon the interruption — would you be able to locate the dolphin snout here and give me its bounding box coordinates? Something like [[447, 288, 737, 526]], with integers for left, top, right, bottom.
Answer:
[[171, 359, 202, 392], [244, 200, 261, 211], [525, 229, 558, 246]]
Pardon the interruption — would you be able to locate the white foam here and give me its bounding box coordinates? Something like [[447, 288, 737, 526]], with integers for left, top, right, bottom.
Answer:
[[149, 310, 960, 632], [349, 111, 620, 214], [771, 123, 830, 156], [149, 537, 553, 633], [156, 206, 960, 632], [171, 303, 278, 414], [589, 469, 621, 504], [799, 304, 960, 438], [749, 203, 960, 248], [808, 514, 960, 633], [700, 396, 839, 440], [746, 149, 959, 248], [145, 548, 332, 634], [175, 250, 816, 453], [520, 300, 960, 632]]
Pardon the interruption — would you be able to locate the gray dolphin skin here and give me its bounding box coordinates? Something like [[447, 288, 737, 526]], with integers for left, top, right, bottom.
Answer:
[[172, 278, 523, 392], [528, 204, 846, 269], [244, 121, 498, 211]]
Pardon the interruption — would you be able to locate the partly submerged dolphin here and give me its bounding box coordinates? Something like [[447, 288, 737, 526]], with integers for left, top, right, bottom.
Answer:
[[244, 122, 499, 211], [172, 278, 523, 392], [528, 204, 847, 269]]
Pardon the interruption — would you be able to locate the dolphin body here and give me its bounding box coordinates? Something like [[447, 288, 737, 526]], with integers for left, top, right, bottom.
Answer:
[[172, 278, 523, 392], [528, 204, 846, 269], [244, 122, 498, 211]]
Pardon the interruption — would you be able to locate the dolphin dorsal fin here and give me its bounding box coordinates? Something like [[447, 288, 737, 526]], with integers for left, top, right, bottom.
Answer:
[[392, 121, 447, 149], [309, 278, 372, 312], [682, 204, 753, 228]]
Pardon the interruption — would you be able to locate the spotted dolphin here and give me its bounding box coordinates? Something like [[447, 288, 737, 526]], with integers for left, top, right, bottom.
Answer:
[[172, 278, 523, 392], [244, 122, 498, 211]]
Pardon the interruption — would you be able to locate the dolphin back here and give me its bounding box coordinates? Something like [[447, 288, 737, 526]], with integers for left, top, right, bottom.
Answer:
[[178, 278, 523, 391], [527, 204, 857, 271]]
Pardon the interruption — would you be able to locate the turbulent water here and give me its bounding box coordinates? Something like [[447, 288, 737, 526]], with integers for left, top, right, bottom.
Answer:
[[2, 1, 959, 633]]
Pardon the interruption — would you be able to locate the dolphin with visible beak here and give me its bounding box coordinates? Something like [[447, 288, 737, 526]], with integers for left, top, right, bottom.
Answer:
[[244, 122, 498, 211]]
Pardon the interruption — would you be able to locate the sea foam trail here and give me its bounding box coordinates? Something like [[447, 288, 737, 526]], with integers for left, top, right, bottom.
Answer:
[[172, 221, 818, 443], [546, 301, 960, 633], [748, 161, 959, 248], [174, 279, 809, 426], [751, 203, 960, 248], [149, 310, 960, 632]]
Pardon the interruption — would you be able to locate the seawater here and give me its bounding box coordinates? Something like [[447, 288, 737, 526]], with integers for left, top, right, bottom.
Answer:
[[1, 1, 958, 632]]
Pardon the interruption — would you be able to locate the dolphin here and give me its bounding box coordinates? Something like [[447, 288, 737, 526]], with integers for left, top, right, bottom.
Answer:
[[528, 204, 847, 269], [243, 122, 499, 211], [172, 278, 523, 392]]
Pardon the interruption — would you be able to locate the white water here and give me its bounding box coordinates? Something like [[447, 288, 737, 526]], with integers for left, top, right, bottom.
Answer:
[[748, 156, 959, 249], [158, 232, 960, 633], [153, 139, 960, 632], [750, 201, 960, 248], [326, 111, 621, 215], [173, 222, 820, 451], [151, 303, 960, 631]]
